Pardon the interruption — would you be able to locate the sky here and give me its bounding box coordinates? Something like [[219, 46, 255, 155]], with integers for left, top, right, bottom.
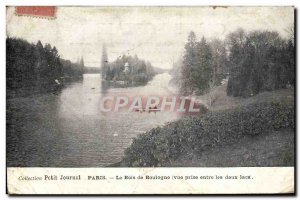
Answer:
[[6, 6, 294, 69]]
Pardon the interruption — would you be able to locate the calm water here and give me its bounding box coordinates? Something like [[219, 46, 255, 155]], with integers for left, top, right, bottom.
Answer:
[[7, 73, 180, 167]]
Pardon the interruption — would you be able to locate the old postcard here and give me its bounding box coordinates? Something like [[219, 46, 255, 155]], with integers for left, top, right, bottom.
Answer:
[[6, 6, 295, 194]]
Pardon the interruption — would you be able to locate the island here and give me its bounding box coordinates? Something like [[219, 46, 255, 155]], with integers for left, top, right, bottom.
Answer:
[[100, 45, 156, 87]]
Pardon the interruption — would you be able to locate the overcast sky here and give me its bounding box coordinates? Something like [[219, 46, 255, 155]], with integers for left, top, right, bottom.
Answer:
[[6, 6, 294, 69]]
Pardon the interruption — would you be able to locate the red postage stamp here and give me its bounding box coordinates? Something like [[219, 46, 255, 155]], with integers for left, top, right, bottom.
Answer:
[[15, 6, 56, 18]]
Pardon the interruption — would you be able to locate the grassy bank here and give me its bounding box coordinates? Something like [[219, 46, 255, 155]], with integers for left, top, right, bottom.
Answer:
[[119, 89, 295, 167]]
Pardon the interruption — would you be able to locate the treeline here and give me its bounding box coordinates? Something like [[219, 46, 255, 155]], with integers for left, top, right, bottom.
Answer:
[[226, 29, 294, 97], [60, 58, 84, 78], [174, 32, 228, 95], [84, 67, 100, 74], [101, 46, 155, 84], [174, 28, 294, 97], [7, 37, 84, 97]]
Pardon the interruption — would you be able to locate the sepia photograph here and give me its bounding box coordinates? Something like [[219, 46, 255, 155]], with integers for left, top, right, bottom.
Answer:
[[5, 5, 295, 194]]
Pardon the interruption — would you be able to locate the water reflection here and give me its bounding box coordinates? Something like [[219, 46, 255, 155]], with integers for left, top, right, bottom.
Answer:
[[7, 73, 180, 167], [54, 73, 180, 166]]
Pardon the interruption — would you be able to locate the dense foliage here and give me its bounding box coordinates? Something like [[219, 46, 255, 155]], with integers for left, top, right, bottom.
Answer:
[[7, 37, 84, 97], [178, 32, 228, 95], [122, 100, 294, 167], [227, 29, 295, 97], [174, 28, 294, 97], [101, 45, 155, 84]]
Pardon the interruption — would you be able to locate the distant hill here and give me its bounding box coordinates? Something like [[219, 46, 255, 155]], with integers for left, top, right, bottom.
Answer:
[[84, 66, 100, 74], [153, 67, 169, 74]]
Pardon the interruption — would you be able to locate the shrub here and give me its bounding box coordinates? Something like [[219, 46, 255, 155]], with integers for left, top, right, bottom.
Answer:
[[121, 101, 294, 167]]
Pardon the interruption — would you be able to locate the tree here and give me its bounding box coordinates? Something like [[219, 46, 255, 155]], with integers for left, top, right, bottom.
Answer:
[[193, 37, 213, 95], [226, 29, 294, 97], [79, 56, 85, 75], [101, 44, 109, 80], [7, 37, 83, 97], [34, 40, 45, 88], [106, 54, 155, 84], [226, 29, 247, 96], [80, 56, 84, 67], [285, 40, 295, 86], [210, 39, 228, 86], [180, 32, 214, 95], [180, 31, 198, 95], [169, 59, 183, 88]]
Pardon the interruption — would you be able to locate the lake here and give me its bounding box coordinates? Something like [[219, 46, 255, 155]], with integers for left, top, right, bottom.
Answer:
[[7, 73, 180, 167]]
